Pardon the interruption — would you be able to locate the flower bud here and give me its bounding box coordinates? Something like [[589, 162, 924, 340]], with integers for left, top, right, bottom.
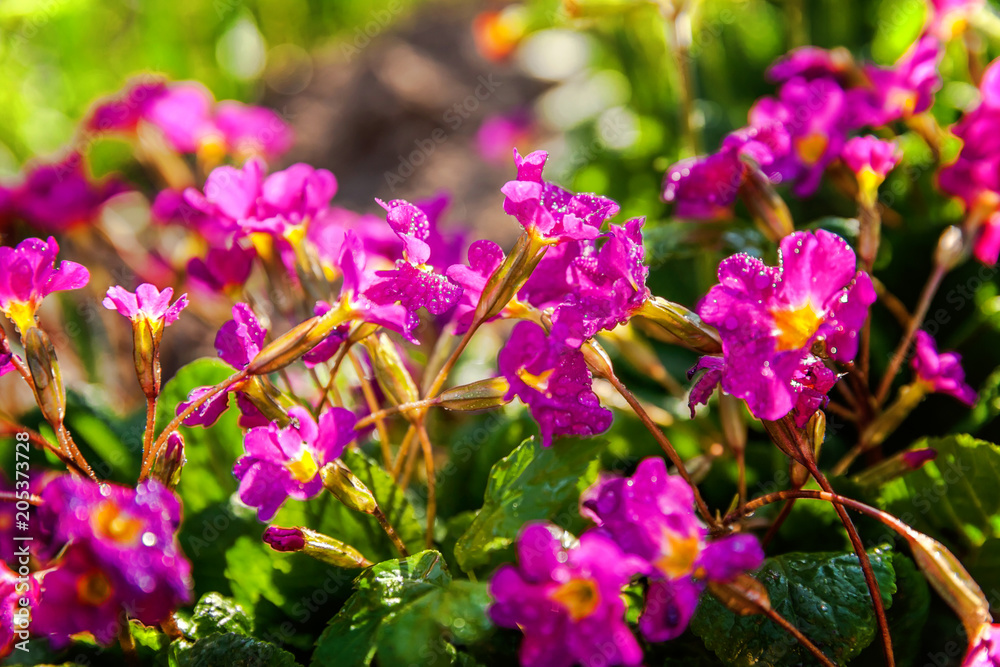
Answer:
[[24, 327, 66, 427], [438, 377, 511, 411], [935, 225, 966, 270], [581, 339, 615, 381], [248, 300, 352, 375], [474, 232, 548, 325], [852, 448, 936, 486], [362, 334, 419, 409], [320, 460, 378, 515], [263, 526, 373, 568], [132, 317, 162, 399], [636, 297, 722, 355], [240, 376, 293, 426], [761, 416, 812, 467], [151, 432, 185, 490]]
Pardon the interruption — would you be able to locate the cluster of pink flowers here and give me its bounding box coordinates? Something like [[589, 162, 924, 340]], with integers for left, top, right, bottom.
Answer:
[[490, 458, 763, 667]]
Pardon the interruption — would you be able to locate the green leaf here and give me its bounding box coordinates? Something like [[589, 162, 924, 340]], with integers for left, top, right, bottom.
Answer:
[[878, 435, 1000, 550], [854, 552, 930, 667], [454, 436, 604, 573], [312, 551, 492, 667], [188, 592, 254, 638], [691, 546, 897, 667], [168, 632, 300, 667], [156, 358, 244, 515], [62, 389, 144, 483]]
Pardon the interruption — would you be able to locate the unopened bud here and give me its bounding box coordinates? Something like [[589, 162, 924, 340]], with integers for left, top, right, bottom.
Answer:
[[263, 526, 373, 568], [474, 232, 549, 325], [363, 334, 419, 408], [132, 318, 162, 399], [438, 377, 511, 411], [249, 301, 352, 375], [808, 410, 825, 461], [581, 339, 615, 381], [24, 327, 66, 427], [706, 573, 771, 615], [935, 225, 966, 270], [321, 460, 377, 515], [151, 432, 185, 489], [761, 416, 812, 467], [240, 376, 292, 426], [853, 448, 937, 486], [636, 298, 722, 355]]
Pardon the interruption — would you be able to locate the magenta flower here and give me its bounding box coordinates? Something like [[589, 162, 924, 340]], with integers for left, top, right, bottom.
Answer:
[[0, 237, 90, 333], [11, 153, 126, 232], [143, 82, 219, 154], [911, 331, 978, 406], [183, 158, 265, 239], [187, 242, 256, 294], [767, 46, 851, 85], [502, 150, 620, 243], [841, 135, 901, 204], [663, 150, 745, 220], [86, 76, 167, 133], [581, 457, 764, 642], [974, 215, 1000, 265], [214, 101, 293, 159], [696, 230, 876, 422], [178, 303, 266, 427], [251, 163, 338, 236], [233, 406, 356, 521], [103, 283, 188, 330], [498, 319, 612, 447], [489, 523, 646, 667], [364, 199, 463, 336], [446, 239, 505, 334], [861, 36, 942, 125], [750, 77, 853, 196], [963, 623, 1000, 666], [477, 109, 535, 164], [34, 545, 123, 648], [36, 476, 192, 638], [927, 0, 983, 40], [336, 231, 409, 337]]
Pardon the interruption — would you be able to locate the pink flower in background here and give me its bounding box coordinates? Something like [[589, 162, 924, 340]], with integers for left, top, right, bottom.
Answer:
[[11, 153, 127, 232], [841, 135, 901, 203], [911, 330, 978, 406], [489, 524, 646, 667], [86, 78, 292, 160], [187, 242, 257, 294], [0, 236, 90, 333], [477, 109, 535, 164], [861, 36, 942, 125], [926, 0, 983, 40], [696, 230, 876, 421]]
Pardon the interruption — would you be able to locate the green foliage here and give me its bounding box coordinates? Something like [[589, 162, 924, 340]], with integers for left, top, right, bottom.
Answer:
[[453, 436, 604, 573], [312, 550, 492, 667], [878, 435, 1000, 551], [168, 632, 300, 667], [691, 546, 897, 667], [187, 592, 255, 638]]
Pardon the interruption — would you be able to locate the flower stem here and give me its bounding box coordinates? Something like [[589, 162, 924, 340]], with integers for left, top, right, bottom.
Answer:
[[350, 349, 394, 469], [606, 372, 715, 525], [875, 263, 947, 406], [763, 604, 836, 667], [143, 393, 157, 470], [416, 423, 437, 549], [806, 463, 895, 667], [141, 369, 247, 480], [373, 506, 409, 558], [356, 397, 443, 431]]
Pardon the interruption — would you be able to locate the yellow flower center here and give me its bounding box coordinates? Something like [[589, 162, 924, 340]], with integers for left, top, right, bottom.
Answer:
[[517, 367, 554, 396], [549, 578, 601, 621], [794, 132, 829, 166], [654, 530, 702, 579], [856, 166, 883, 207], [4, 300, 38, 334], [771, 301, 823, 352], [286, 449, 319, 483], [196, 133, 227, 169], [92, 502, 144, 546], [889, 88, 918, 117], [77, 569, 114, 606]]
